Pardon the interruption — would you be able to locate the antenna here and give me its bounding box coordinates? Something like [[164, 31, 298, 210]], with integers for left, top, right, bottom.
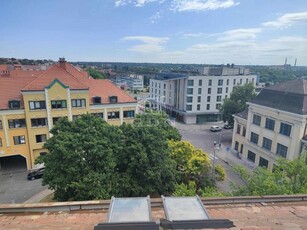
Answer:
[[284, 57, 287, 65], [294, 58, 297, 67]]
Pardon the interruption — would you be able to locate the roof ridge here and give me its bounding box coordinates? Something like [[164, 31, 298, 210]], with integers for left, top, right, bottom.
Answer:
[[56, 63, 89, 89]]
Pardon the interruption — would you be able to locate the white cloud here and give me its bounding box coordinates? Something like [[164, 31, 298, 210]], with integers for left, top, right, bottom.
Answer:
[[216, 28, 262, 41], [262, 11, 307, 28], [115, 0, 165, 7], [181, 33, 205, 38], [122, 36, 169, 53], [171, 0, 239, 12]]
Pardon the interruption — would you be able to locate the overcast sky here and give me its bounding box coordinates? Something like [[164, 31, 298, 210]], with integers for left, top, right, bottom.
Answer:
[[1, 0, 307, 65]]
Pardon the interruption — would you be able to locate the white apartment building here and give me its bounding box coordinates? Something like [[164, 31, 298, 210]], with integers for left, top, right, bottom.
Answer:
[[149, 67, 256, 124], [113, 74, 144, 91], [232, 79, 307, 170]]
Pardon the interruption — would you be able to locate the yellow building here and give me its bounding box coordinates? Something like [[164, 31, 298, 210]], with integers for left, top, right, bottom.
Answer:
[[0, 59, 137, 170]]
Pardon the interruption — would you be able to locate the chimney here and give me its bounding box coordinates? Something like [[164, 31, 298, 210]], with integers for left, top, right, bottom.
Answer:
[[59, 58, 67, 70]]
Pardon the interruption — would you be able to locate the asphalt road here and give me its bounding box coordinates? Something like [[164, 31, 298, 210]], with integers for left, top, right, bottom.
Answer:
[[179, 128, 246, 193], [0, 170, 47, 204]]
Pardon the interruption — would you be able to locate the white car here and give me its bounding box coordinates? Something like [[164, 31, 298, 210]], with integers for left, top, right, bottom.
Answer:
[[210, 126, 222, 132]]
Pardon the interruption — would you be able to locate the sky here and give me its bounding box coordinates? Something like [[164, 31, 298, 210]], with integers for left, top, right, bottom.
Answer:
[[1, 0, 307, 65]]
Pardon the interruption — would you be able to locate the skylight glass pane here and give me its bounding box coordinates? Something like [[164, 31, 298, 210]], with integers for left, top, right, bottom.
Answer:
[[108, 197, 151, 223], [163, 196, 209, 221]]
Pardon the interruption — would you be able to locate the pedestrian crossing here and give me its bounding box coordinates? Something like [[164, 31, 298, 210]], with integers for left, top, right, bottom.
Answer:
[[208, 153, 218, 160]]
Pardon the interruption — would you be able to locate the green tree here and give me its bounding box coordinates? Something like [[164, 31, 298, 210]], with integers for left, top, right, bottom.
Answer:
[[134, 110, 181, 141], [87, 68, 106, 79], [116, 123, 178, 196], [168, 140, 226, 193], [220, 83, 256, 125], [232, 154, 307, 196], [41, 115, 123, 201]]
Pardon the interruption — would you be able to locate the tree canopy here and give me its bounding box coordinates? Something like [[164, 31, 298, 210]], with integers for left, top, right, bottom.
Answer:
[[232, 154, 307, 196], [87, 68, 106, 79], [220, 83, 256, 124], [40, 112, 181, 201]]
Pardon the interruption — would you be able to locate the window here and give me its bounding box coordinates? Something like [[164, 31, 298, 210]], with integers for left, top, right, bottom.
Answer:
[[207, 96, 211, 102], [226, 79, 229, 85], [259, 157, 268, 168], [40, 152, 47, 156], [240, 79, 242, 84], [31, 118, 47, 127], [206, 104, 210, 110], [218, 79, 223, 86], [124, 110, 135, 118], [9, 100, 20, 109], [72, 99, 86, 108], [216, 96, 222, 102], [8, 119, 26, 128], [36, 134, 47, 143], [207, 88, 211, 94], [240, 144, 243, 154], [242, 126, 246, 137], [197, 104, 200, 110], [237, 124, 241, 134], [51, 100, 67, 109], [233, 79, 236, 85], [197, 96, 201, 103], [109, 96, 118, 103], [198, 80, 202, 86], [216, 104, 221, 110], [226, 87, 228, 93], [262, 137, 272, 151], [252, 114, 261, 126], [52, 117, 67, 125], [186, 105, 192, 111], [250, 132, 259, 144], [276, 143, 288, 158], [208, 79, 212, 86], [0, 120, 2, 129], [265, 118, 275, 131], [29, 101, 46, 110], [93, 96, 101, 104], [187, 79, 194, 86], [164, 84, 166, 89], [198, 88, 202, 94], [13, 135, 25, 145], [247, 151, 256, 163], [280, 123, 292, 136], [108, 112, 120, 119], [92, 112, 103, 118], [72, 115, 82, 120], [186, 97, 193, 103], [187, 88, 193, 94], [217, 88, 222, 94], [246, 79, 248, 84], [0, 138, 2, 147]]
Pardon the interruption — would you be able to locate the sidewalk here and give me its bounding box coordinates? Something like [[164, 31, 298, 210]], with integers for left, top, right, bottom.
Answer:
[[23, 189, 54, 204], [174, 121, 224, 132]]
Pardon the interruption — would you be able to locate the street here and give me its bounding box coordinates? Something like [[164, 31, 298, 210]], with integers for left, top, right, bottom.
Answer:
[[179, 128, 246, 193]]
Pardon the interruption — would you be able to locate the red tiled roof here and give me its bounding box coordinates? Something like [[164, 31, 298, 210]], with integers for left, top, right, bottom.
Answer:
[[0, 60, 136, 109], [0, 77, 36, 109], [22, 64, 88, 91]]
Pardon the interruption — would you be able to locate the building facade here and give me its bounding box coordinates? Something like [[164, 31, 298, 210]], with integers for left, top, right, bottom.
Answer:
[[149, 67, 256, 124], [113, 74, 144, 91], [232, 79, 307, 170], [0, 59, 137, 170]]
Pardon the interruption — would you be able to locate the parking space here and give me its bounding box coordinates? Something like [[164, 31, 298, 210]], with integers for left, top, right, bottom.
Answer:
[[0, 170, 47, 204]]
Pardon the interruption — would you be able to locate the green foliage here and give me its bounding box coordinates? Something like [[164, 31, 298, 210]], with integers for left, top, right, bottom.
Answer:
[[168, 140, 226, 194], [173, 182, 197, 196], [41, 113, 182, 201], [201, 186, 225, 197], [215, 165, 226, 181], [117, 123, 178, 196], [87, 68, 106, 79], [134, 110, 181, 141], [232, 154, 307, 196], [220, 83, 256, 124]]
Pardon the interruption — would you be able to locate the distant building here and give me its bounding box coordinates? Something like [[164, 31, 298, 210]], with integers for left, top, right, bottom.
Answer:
[[232, 79, 307, 170], [0, 58, 137, 170], [150, 66, 256, 124], [113, 74, 144, 91]]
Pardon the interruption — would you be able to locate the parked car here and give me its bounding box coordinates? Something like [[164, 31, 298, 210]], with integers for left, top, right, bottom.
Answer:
[[27, 167, 45, 180], [224, 124, 234, 129], [210, 126, 222, 132]]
